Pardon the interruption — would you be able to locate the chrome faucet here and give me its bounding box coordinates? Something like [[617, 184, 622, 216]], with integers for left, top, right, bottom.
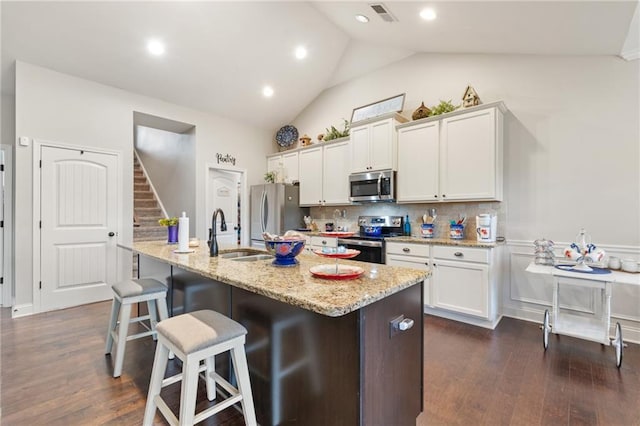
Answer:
[[209, 208, 227, 257]]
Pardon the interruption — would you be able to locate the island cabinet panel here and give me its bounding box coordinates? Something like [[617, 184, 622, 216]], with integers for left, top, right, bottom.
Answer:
[[231, 287, 360, 426], [360, 283, 423, 426]]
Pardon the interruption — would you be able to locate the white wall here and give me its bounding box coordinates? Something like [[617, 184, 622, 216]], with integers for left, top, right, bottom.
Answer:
[[13, 61, 272, 314], [135, 125, 196, 232], [293, 53, 640, 246], [1, 94, 15, 306]]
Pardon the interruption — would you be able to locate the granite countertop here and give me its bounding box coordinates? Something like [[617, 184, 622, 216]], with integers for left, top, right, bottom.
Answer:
[[133, 241, 429, 317], [385, 236, 502, 248]]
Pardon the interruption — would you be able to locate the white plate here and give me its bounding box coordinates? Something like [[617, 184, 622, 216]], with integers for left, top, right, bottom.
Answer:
[[173, 249, 195, 254]]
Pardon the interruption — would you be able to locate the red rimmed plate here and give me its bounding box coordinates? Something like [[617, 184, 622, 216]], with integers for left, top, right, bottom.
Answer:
[[309, 264, 365, 280], [319, 231, 356, 238], [312, 249, 360, 259]]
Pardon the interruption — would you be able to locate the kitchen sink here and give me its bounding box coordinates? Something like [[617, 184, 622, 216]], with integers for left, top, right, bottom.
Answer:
[[219, 249, 266, 259], [230, 254, 274, 262]]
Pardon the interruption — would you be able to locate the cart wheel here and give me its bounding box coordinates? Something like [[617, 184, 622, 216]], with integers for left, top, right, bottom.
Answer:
[[542, 309, 550, 350], [613, 322, 623, 368]]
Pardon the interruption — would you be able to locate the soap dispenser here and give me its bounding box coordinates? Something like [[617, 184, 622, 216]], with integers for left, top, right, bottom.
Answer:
[[403, 215, 411, 236]]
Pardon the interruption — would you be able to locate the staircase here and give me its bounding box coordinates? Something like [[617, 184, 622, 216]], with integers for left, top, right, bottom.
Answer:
[[133, 155, 167, 276]]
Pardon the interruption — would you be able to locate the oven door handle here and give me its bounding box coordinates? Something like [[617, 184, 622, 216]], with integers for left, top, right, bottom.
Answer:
[[338, 239, 383, 248]]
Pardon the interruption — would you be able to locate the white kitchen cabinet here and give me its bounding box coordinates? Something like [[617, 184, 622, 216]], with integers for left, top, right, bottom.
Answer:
[[266, 152, 299, 183], [397, 121, 440, 202], [298, 147, 323, 205], [386, 241, 502, 328], [396, 101, 505, 203], [386, 242, 432, 306], [298, 140, 350, 206], [304, 235, 338, 254], [431, 245, 498, 324], [440, 106, 502, 201], [322, 140, 350, 205], [350, 113, 407, 173]]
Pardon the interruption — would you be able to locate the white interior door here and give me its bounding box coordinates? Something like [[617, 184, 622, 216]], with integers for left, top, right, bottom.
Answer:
[[40, 146, 118, 312], [207, 168, 241, 247]]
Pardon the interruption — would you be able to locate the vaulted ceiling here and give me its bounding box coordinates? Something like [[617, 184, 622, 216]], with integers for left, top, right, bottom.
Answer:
[[2, 1, 638, 130]]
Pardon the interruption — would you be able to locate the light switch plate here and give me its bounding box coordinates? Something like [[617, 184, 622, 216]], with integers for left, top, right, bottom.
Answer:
[[18, 136, 30, 147]]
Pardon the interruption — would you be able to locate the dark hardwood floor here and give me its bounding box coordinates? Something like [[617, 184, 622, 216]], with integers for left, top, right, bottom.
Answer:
[[1, 303, 638, 425]]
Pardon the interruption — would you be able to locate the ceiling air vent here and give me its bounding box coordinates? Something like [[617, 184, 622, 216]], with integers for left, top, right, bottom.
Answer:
[[369, 3, 397, 22]]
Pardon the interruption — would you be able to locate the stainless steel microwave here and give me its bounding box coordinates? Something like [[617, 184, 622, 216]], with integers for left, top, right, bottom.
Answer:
[[349, 170, 396, 203]]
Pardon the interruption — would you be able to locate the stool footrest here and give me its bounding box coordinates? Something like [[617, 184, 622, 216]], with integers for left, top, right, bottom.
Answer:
[[193, 393, 243, 425], [125, 329, 156, 341]]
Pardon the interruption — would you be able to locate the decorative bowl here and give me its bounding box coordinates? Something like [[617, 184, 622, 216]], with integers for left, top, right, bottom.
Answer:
[[264, 239, 306, 267]]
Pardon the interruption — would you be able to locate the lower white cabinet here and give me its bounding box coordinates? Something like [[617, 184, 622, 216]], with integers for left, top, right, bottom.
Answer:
[[431, 258, 489, 318], [386, 241, 502, 328], [304, 235, 338, 254], [386, 242, 432, 306]]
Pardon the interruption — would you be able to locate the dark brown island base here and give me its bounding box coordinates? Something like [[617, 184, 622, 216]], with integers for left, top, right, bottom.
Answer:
[[134, 241, 429, 426]]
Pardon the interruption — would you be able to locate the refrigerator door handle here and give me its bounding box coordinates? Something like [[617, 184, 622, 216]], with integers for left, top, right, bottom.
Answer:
[[261, 190, 267, 233]]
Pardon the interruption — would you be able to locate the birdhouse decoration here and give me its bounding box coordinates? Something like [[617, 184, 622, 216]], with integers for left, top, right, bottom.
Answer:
[[411, 102, 432, 120], [461, 85, 482, 108], [299, 134, 312, 146]]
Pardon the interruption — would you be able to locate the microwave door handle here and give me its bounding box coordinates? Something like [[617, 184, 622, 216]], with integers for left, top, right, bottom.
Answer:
[[377, 173, 382, 198]]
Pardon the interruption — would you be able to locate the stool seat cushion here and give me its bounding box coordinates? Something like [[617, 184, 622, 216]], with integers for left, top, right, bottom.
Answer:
[[157, 310, 247, 354], [112, 278, 167, 299]]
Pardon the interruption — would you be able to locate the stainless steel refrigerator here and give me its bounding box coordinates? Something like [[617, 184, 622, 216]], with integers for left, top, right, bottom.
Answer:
[[250, 184, 309, 247]]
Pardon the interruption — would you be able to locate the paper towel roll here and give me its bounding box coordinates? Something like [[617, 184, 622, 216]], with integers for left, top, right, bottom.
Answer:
[[178, 212, 189, 252]]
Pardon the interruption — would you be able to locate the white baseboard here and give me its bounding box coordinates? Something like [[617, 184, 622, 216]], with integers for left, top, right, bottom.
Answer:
[[11, 303, 34, 318], [424, 306, 503, 330]]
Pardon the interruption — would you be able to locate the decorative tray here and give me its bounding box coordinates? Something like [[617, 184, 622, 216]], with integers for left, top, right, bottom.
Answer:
[[319, 231, 355, 238], [312, 249, 360, 259], [555, 264, 612, 274], [310, 264, 364, 280]]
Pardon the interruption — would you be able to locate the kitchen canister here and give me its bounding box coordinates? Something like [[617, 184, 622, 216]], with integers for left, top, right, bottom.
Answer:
[[421, 223, 435, 238], [450, 224, 464, 240]]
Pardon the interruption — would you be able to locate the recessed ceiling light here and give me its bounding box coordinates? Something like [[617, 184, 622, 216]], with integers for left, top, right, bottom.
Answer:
[[355, 14, 370, 23], [294, 46, 307, 60], [147, 39, 165, 56], [419, 8, 437, 21], [262, 86, 274, 98]]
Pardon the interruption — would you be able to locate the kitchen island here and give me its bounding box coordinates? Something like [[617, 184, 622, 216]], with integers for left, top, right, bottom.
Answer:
[[134, 241, 429, 426]]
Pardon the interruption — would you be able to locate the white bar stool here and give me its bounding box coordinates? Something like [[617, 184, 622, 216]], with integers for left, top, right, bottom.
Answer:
[[143, 310, 257, 426], [105, 278, 170, 378]]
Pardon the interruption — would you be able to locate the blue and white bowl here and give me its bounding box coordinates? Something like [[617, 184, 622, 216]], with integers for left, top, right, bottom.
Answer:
[[265, 239, 306, 267]]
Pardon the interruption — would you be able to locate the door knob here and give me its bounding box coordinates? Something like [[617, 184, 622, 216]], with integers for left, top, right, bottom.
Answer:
[[108, 232, 115, 237]]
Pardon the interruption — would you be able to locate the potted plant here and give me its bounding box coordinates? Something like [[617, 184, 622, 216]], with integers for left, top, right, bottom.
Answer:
[[158, 217, 179, 243]]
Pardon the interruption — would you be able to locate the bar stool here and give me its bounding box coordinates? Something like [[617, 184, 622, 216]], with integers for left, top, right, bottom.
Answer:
[[143, 310, 257, 426], [105, 278, 170, 378]]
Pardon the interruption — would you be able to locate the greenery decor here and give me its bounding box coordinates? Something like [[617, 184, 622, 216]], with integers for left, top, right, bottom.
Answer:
[[430, 100, 459, 116], [323, 119, 350, 142], [158, 217, 179, 226], [264, 171, 276, 183]]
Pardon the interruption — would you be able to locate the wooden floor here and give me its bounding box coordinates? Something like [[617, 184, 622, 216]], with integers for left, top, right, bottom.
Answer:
[[1, 303, 638, 426]]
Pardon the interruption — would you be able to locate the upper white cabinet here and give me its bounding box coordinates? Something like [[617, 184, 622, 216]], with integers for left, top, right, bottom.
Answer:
[[350, 113, 408, 173], [266, 151, 299, 183], [397, 121, 440, 202], [298, 140, 350, 206], [397, 101, 506, 203]]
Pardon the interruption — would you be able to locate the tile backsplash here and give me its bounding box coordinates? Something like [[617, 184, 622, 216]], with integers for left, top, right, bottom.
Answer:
[[309, 201, 507, 240]]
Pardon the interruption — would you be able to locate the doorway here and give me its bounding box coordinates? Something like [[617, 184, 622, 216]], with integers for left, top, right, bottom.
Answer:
[[35, 143, 119, 312], [206, 166, 246, 247]]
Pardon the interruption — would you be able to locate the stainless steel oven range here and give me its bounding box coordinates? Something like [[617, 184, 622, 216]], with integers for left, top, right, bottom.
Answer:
[[337, 215, 403, 264]]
